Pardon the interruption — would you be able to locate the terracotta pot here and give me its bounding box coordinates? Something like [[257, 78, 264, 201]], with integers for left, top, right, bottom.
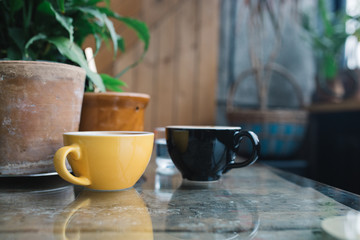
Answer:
[[79, 92, 150, 131], [0, 61, 86, 175]]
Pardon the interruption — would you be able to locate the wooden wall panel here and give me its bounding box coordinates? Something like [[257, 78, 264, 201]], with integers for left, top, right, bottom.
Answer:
[[196, 0, 219, 125], [141, 0, 180, 26], [173, 0, 198, 125], [113, 48, 135, 90], [95, 0, 220, 131], [155, 14, 176, 128], [134, 26, 160, 131]]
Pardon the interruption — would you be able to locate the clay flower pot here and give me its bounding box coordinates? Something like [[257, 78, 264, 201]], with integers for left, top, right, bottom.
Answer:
[[0, 61, 86, 175], [79, 92, 150, 131]]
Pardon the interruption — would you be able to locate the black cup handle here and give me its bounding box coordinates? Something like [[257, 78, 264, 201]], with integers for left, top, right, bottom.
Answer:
[[227, 130, 260, 169]]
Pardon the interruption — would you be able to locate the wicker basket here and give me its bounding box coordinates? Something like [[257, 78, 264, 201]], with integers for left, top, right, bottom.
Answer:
[[226, 66, 308, 158]]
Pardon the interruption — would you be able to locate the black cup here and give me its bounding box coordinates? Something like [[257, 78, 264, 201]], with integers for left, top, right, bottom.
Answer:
[[166, 126, 260, 181]]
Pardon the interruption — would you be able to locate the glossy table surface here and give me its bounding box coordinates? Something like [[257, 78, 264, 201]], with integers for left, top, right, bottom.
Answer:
[[1, 156, 359, 240]]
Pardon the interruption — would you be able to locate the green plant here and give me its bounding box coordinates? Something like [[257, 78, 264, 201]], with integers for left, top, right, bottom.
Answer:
[[0, 0, 150, 92], [302, 0, 360, 82]]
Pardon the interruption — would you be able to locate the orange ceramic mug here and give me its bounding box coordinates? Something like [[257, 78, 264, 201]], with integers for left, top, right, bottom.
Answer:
[[53, 131, 154, 191]]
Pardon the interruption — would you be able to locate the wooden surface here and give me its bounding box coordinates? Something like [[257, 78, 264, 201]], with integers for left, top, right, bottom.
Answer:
[[89, 0, 220, 131]]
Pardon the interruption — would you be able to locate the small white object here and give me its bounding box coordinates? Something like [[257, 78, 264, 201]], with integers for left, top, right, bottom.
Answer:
[[322, 211, 360, 240], [84, 47, 98, 73], [84, 47, 100, 92]]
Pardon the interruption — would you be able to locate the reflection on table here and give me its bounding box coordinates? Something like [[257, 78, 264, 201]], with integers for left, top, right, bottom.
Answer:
[[0, 156, 359, 239], [54, 188, 153, 240]]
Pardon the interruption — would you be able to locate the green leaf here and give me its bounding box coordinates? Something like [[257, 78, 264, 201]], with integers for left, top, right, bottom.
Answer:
[[48, 37, 106, 92], [105, 85, 124, 92], [84, 0, 104, 6], [312, 35, 331, 51], [37, 1, 52, 14], [9, 0, 23, 14], [25, 33, 47, 56], [8, 28, 26, 55], [117, 34, 125, 52], [6, 46, 22, 60], [104, 0, 110, 8], [93, 34, 102, 56], [323, 54, 337, 79], [99, 8, 150, 52], [97, 8, 150, 78], [57, 0, 65, 13], [118, 18, 150, 51], [100, 73, 127, 86], [78, 7, 118, 57], [38, 1, 74, 42], [354, 28, 360, 41], [103, 16, 118, 57], [100, 73, 127, 92], [318, 0, 334, 37], [72, 16, 101, 46], [78, 7, 105, 25]]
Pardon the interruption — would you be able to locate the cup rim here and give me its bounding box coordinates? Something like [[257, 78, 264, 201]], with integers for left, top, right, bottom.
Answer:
[[63, 131, 154, 136], [166, 125, 241, 130]]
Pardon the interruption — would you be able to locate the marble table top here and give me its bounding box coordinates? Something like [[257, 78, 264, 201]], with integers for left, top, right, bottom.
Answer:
[[1, 156, 359, 240]]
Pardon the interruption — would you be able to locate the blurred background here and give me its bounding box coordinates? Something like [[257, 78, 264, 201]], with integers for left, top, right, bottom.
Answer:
[[87, 0, 360, 195]]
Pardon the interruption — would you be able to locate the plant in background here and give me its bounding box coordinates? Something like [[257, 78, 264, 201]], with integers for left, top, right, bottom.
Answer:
[[0, 0, 150, 92], [302, 0, 360, 83]]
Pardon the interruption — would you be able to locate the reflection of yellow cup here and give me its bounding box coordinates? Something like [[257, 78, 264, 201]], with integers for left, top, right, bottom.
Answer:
[[53, 131, 154, 191], [54, 188, 153, 240]]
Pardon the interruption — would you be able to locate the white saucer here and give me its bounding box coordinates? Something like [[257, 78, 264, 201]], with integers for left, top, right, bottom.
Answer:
[[322, 215, 360, 240]]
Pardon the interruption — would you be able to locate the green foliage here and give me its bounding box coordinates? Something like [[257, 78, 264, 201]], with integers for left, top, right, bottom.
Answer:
[[302, 0, 360, 81], [0, 0, 150, 92]]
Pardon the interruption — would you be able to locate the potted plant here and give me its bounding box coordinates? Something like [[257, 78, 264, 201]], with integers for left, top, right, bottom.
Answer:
[[302, 0, 360, 103], [0, 0, 150, 175]]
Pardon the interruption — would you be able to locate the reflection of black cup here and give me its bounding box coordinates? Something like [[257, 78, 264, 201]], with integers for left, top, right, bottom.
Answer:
[[166, 126, 260, 181], [165, 181, 260, 240]]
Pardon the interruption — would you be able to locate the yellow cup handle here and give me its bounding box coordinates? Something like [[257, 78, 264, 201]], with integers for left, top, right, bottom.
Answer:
[[59, 198, 91, 240], [54, 144, 91, 186], [54, 195, 90, 240]]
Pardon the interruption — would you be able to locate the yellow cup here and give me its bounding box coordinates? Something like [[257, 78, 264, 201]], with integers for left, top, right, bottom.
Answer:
[[53, 131, 154, 191]]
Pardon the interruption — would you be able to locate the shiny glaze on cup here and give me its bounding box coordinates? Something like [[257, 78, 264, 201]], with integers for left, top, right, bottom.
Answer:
[[166, 126, 260, 181], [54, 131, 154, 191]]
